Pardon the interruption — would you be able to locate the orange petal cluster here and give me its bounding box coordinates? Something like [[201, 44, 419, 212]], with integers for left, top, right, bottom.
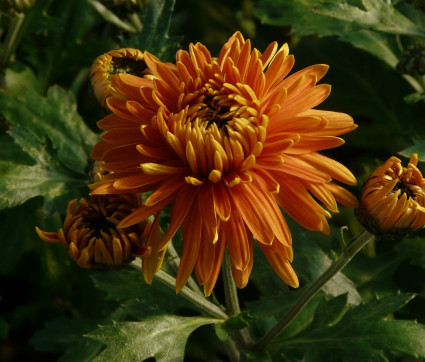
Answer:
[[356, 154, 425, 238], [36, 194, 158, 269], [91, 32, 358, 295]]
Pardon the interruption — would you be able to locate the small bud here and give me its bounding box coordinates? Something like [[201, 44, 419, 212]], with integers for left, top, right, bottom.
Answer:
[[90, 48, 147, 110], [355, 154, 425, 239], [36, 194, 158, 269], [396, 43, 425, 76]]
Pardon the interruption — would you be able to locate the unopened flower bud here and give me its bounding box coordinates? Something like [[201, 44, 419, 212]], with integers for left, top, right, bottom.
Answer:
[[90, 48, 147, 110], [36, 194, 158, 269], [355, 154, 425, 239]]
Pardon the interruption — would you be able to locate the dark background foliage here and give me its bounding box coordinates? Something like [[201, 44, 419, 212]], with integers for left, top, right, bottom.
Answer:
[[1, 0, 425, 361]]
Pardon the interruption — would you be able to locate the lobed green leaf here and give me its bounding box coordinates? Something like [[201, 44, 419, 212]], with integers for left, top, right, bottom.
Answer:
[[87, 315, 222, 362], [272, 293, 425, 361]]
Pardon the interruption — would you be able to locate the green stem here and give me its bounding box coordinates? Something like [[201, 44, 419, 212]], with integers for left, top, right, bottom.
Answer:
[[252, 229, 375, 351], [224, 337, 240, 362], [223, 251, 241, 316], [154, 269, 228, 320], [222, 251, 254, 351], [0, 15, 25, 69]]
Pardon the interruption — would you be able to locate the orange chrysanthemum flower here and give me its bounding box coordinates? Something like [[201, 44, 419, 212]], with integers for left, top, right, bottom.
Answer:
[[356, 154, 425, 238], [90, 48, 147, 109], [36, 194, 159, 269], [91, 32, 358, 295]]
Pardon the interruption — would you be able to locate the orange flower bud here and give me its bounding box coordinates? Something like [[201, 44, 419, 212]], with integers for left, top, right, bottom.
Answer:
[[36, 194, 158, 269], [356, 154, 425, 238], [90, 48, 147, 110]]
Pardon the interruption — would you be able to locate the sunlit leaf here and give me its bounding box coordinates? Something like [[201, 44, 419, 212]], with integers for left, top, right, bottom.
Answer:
[[0, 127, 88, 213], [314, 0, 425, 37], [0, 85, 97, 174], [87, 315, 222, 362]]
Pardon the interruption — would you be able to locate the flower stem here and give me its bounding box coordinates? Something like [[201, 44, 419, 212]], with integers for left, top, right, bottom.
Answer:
[[154, 269, 228, 320], [252, 229, 375, 351], [0, 15, 25, 69], [222, 251, 241, 316], [222, 251, 254, 351]]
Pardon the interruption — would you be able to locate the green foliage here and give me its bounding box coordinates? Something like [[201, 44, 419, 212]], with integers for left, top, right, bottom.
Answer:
[[272, 293, 425, 361], [2, 0, 425, 360], [399, 139, 425, 160], [30, 316, 104, 361], [396, 237, 425, 268], [120, 0, 181, 61], [86, 315, 221, 362], [90, 265, 188, 314], [289, 219, 362, 305], [0, 85, 97, 174], [0, 126, 90, 214]]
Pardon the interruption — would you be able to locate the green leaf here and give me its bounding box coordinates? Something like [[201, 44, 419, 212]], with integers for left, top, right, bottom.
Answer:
[[87, 315, 221, 362], [399, 139, 425, 161], [308, 294, 348, 330], [343, 252, 404, 301], [90, 265, 188, 314], [254, 0, 352, 37], [273, 294, 425, 361], [338, 29, 400, 69], [293, 36, 425, 150], [313, 0, 425, 38], [289, 219, 362, 305], [0, 126, 88, 213], [30, 316, 103, 361], [120, 0, 181, 61], [20, 0, 114, 89], [0, 85, 97, 174], [253, 0, 425, 80], [395, 237, 425, 268]]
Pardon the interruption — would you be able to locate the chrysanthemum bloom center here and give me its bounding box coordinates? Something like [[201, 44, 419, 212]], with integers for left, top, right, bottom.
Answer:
[[152, 54, 266, 186], [391, 181, 416, 199], [110, 56, 147, 79], [80, 203, 120, 239]]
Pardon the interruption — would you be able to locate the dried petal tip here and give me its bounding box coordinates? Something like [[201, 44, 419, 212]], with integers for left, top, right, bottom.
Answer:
[[355, 154, 425, 239], [90, 48, 147, 110], [36, 194, 155, 270]]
